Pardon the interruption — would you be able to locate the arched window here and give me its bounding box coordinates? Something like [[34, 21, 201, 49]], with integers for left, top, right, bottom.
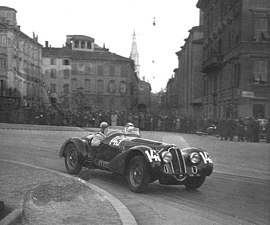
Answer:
[[108, 80, 116, 93], [84, 79, 91, 92], [120, 81, 127, 93], [71, 78, 78, 91]]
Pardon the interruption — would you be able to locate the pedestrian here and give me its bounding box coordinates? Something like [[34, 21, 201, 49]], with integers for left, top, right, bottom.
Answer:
[[111, 112, 118, 126], [219, 118, 228, 141], [265, 119, 270, 143], [236, 117, 245, 141], [253, 119, 260, 142], [227, 117, 236, 141]]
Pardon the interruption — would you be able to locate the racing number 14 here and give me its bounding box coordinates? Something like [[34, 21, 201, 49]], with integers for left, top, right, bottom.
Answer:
[[145, 149, 161, 162], [199, 152, 213, 164]]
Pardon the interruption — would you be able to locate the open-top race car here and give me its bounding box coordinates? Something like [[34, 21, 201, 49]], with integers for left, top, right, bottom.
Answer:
[[59, 125, 213, 193]]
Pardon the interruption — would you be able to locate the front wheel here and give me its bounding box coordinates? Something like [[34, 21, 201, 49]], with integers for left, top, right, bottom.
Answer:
[[64, 143, 82, 175], [184, 176, 205, 190], [126, 155, 150, 193]]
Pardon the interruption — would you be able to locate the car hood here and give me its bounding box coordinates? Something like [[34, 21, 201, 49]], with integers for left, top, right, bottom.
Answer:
[[119, 136, 171, 150]]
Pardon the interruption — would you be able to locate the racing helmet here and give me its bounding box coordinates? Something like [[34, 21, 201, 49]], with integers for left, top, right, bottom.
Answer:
[[125, 122, 134, 133], [125, 122, 134, 127], [100, 122, 109, 129]]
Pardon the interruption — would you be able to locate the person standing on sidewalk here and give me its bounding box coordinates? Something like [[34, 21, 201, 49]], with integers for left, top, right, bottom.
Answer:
[[265, 119, 270, 143]]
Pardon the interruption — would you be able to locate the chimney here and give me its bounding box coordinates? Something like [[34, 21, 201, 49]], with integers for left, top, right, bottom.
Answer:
[[45, 41, 49, 48]]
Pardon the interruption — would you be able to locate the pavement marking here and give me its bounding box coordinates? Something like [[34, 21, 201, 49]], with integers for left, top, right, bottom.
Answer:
[[0, 159, 138, 225]]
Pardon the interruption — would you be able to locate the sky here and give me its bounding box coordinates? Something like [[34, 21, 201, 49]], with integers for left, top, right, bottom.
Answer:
[[2, 0, 200, 93]]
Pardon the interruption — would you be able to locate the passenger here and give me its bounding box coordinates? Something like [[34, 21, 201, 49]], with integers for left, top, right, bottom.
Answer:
[[91, 122, 109, 147], [124, 122, 135, 133]]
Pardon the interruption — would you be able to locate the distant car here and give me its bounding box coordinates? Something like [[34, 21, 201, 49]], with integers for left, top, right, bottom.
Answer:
[[206, 124, 217, 136], [59, 126, 213, 193]]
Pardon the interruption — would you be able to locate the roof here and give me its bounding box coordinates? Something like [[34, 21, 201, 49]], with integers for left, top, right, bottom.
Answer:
[[0, 6, 17, 12], [42, 47, 132, 62]]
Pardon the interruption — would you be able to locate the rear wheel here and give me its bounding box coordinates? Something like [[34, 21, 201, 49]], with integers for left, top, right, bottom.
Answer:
[[184, 176, 205, 190], [64, 143, 82, 175], [126, 155, 150, 193]]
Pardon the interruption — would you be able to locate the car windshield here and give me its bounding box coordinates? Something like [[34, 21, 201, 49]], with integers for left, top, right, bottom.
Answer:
[[104, 126, 140, 137]]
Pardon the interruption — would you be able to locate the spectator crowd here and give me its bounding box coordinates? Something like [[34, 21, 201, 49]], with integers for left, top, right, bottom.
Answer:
[[15, 106, 270, 144], [64, 110, 270, 143]]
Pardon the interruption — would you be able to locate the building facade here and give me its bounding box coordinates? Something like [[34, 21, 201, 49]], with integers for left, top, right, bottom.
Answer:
[[137, 79, 151, 112], [42, 35, 138, 116], [197, 0, 270, 119], [0, 6, 44, 123], [175, 26, 204, 118]]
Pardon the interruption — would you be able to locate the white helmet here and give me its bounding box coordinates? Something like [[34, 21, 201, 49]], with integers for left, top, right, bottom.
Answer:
[[125, 122, 134, 127], [100, 122, 109, 129], [125, 122, 134, 133]]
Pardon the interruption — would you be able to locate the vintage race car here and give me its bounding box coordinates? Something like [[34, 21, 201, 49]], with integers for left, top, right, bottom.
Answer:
[[59, 126, 213, 193]]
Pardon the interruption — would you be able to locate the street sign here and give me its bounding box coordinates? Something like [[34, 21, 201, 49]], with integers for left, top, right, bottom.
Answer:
[[242, 91, 254, 98]]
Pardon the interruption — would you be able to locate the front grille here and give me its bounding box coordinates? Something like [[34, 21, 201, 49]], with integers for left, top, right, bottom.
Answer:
[[168, 147, 186, 176]]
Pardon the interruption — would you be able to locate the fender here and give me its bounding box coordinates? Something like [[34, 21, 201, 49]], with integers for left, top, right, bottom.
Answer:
[[59, 137, 89, 158], [108, 145, 161, 174], [181, 147, 213, 176]]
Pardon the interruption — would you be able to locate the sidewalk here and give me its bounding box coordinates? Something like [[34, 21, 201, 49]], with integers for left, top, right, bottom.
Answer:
[[0, 123, 98, 132], [0, 123, 137, 225]]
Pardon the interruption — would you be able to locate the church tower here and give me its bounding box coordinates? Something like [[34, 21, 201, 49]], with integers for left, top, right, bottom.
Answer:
[[130, 30, 140, 78]]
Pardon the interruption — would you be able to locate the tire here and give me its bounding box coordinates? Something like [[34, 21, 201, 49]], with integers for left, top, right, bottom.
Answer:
[[126, 155, 150, 193], [184, 176, 206, 190], [64, 143, 82, 175]]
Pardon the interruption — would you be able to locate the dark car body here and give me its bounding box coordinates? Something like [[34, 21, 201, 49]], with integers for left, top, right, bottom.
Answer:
[[59, 126, 213, 192]]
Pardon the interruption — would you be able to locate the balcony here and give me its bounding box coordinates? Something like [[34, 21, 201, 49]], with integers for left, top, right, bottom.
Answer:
[[202, 54, 222, 73]]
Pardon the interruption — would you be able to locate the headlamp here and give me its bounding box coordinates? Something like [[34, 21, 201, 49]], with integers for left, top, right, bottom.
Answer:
[[161, 151, 173, 163], [189, 152, 201, 164]]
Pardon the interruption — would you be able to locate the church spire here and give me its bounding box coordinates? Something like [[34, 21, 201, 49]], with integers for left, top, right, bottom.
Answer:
[[130, 30, 140, 78]]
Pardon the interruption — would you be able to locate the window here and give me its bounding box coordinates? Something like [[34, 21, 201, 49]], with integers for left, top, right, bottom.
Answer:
[[98, 65, 103, 75], [120, 82, 127, 93], [254, 17, 268, 40], [84, 79, 91, 91], [254, 61, 267, 84], [109, 65, 115, 76], [0, 57, 7, 70], [74, 40, 79, 48], [50, 83, 56, 93], [63, 84, 69, 95], [63, 69, 70, 79], [87, 41, 92, 49], [97, 80, 104, 93], [108, 81, 116, 93], [62, 59, 70, 65], [50, 58, 56, 65], [0, 35, 7, 46], [81, 41, 85, 48], [121, 66, 128, 76], [0, 79, 6, 95], [50, 69, 57, 79], [253, 104, 265, 118]]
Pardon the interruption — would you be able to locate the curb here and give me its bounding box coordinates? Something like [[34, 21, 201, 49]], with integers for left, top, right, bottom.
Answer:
[[0, 159, 137, 225], [0, 123, 100, 132], [0, 209, 22, 225]]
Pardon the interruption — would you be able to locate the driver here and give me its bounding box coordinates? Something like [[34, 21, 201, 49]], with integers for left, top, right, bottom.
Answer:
[[124, 122, 135, 133], [91, 122, 109, 147]]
